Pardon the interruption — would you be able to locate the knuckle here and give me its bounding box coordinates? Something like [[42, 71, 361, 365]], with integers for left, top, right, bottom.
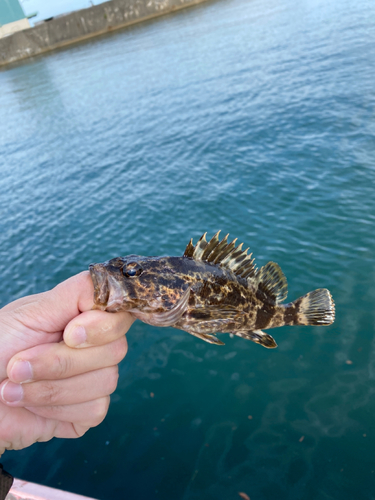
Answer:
[[100, 321, 113, 334], [52, 352, 70, 378], [39, 381, 61, 405]]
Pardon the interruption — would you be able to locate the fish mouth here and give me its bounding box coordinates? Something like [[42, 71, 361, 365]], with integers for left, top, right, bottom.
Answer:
[[89, 263, 110, 310], [89, 263, 128, 312]]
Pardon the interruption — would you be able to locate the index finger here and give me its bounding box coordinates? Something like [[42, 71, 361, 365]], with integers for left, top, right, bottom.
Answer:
[[64, 309, 134, 348]]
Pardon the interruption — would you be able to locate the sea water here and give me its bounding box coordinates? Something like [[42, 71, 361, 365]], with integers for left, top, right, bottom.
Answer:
[[1, 0, 375, 498]]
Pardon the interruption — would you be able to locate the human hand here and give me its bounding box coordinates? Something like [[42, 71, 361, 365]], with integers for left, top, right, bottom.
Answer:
[[0, 271, 134, 456]]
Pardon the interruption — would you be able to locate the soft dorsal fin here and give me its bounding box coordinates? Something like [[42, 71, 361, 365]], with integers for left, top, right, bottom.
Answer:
[[183, 231, 257, 279], [256, 262, 288, 304]]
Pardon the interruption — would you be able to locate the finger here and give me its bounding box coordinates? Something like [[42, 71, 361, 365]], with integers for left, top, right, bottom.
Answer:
[[0, 366, 119, 407], [64, 309, 134, 348], [0, 330, 63, 384], [25, 396, 110, 426], [7, 337, 127, 383], [3, 271, 95, 334]]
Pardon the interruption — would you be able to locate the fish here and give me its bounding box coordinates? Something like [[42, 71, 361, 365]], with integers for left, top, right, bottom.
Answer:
[[89, 231, 335, 348]]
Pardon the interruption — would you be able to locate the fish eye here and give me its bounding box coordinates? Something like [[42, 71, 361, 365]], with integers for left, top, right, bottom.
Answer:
[[123, 262, 143, 278]]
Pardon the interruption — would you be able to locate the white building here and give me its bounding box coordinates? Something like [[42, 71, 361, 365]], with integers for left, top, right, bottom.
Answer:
[[0, 0, 30, 38]]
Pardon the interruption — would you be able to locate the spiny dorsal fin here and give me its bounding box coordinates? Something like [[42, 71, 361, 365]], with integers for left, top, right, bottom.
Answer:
[[256, 261, 288, 304], [192, 232, 208, 260], [183, 232, 257, 279], [184, 238, 195, 258]]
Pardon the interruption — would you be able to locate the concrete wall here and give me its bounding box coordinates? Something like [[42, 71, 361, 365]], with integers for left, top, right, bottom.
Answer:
[[0, 0, 210, 67]]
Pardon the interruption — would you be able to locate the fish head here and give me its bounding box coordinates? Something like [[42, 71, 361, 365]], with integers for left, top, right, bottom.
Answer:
[[89, 255, 191, 316]]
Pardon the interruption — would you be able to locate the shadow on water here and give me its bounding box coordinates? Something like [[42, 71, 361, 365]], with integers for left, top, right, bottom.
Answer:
[[5, 61, 66, 118]]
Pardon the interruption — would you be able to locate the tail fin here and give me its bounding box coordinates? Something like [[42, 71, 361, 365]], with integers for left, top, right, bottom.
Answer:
[[293, 288, 335, 326]]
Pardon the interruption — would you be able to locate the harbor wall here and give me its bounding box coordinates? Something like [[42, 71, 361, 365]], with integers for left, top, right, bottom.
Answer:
[[0, 0, 210, 67]]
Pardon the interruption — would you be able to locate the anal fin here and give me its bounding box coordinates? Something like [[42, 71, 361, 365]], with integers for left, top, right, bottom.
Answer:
[[233, 329, 277, 349]]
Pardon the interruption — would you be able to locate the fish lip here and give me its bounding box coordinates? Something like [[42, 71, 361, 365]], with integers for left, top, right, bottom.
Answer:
[[89, 263, 110, 310], [105, 273, 128, 311]]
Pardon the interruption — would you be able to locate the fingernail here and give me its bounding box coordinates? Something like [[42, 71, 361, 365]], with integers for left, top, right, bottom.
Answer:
[[10, 360, 33, 383], [1, 381, 23, 403], [69, 325, 87, 347]]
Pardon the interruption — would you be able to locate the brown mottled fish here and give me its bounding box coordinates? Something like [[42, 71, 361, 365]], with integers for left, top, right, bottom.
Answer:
[[89, 232, 335, 348]]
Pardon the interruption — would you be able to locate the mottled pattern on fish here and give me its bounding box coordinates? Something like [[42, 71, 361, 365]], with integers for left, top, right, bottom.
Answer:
[[89, 231, 335, 348]]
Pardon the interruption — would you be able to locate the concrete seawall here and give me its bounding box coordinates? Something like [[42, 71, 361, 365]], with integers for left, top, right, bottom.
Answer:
[[0, 0, 210, 67]]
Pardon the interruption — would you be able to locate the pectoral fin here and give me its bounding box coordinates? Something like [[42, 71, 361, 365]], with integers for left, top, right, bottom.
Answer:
[[181, 317, 233, 345], [188, 330, 225, 345], [233, 329, 277, 349], [135, 287, 191, 327]]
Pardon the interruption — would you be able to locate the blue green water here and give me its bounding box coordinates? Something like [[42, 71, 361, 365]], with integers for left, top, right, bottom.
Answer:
[[1, 0, 375, 498]]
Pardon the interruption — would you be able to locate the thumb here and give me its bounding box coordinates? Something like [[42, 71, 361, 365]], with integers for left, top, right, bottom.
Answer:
[[34, 271, 95, 333]]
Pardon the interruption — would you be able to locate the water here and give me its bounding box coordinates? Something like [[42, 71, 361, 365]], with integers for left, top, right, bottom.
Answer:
[[1, 0, 375, 498]]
